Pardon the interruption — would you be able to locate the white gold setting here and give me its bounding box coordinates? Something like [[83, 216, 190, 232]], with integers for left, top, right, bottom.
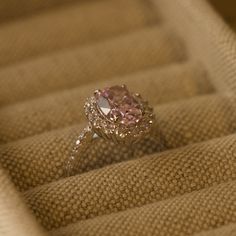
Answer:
[[65, 85, 155, 176]]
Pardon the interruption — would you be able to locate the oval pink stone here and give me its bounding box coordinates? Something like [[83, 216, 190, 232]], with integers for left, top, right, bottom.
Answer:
[[95, 85, 142, 126]]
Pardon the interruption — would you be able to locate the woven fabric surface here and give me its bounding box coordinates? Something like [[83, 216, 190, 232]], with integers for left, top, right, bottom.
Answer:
[[50, 181, 236, 236], [0, 0, 77, 22], [0, 0, 157, 68], [2, 93, 236, 191], [0, 62, 212, 143], [25, 134, 236, 229], [156, 0, 236, 94], [0, 0, 236, 236], [0, 26, 183, 107], [0, 168, 47, 236], [194, 223, 236, 236]]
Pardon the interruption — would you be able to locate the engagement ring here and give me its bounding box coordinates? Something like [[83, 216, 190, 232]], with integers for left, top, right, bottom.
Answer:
[[65, 85, 155, 176]]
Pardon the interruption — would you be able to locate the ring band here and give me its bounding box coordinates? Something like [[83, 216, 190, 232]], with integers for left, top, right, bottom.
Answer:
[[65, 85, 155, 176]]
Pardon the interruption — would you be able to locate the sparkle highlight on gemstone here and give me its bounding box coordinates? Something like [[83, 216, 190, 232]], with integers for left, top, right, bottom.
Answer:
[[95, 85, 143, 126]]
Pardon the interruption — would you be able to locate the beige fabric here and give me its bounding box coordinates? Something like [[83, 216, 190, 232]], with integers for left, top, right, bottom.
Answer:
[[0, 168, 47, 236], [25, 134, 236, 230], [0, 0, 76, 22], [2, 93, 235, 191], [0, 26, 184, 107], [50, 181, 236, 235], [155, 0, 236, 94], [0, 0, 157, 67], [0, 0, 236, 236], [194, 224, 236, 236], [0, 62, 212, 143]]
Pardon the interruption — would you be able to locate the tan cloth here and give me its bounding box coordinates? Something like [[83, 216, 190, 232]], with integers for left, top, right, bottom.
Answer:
[[0, 168, 47, 236], [50, 181, 236, 236], [194, 223, 236, 236], [0, 0, 157, 68], [0, 26, 183, 108], [0, 0, 236, 235]]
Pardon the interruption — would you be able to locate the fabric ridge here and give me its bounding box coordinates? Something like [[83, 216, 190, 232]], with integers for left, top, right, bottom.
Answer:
[[0, 0, 236, 235]]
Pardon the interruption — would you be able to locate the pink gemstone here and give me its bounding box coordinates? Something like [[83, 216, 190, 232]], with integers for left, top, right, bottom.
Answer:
[[95, 85, 142, 126]]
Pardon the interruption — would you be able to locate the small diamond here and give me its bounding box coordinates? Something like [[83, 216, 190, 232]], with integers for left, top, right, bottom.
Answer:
[[96, 96, 111, 115], [119, 133, 126, 138], [76, 140, 81, 145]]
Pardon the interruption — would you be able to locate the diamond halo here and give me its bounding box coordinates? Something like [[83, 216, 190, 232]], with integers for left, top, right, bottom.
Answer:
[[84, 85, 155, 144]]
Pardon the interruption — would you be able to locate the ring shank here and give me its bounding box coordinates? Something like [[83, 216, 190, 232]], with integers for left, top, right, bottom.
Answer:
[[65, 126, 98, 177], [65, 122, 167, 177]]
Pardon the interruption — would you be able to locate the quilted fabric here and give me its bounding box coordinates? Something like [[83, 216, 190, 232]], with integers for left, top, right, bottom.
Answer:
[[0, 0, 236, 236]]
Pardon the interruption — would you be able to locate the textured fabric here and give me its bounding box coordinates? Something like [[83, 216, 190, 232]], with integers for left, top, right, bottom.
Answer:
[[155, 0, 236, 94], [0, 62, 212, 143], [0, 0, 157, 68], [0, 26, 183, 107], [194, 224, 236, 236], [50, 181, 236, 236], [0, 0, 236, 236], [2, 93, 235, 191], [0, 0, 77, 22], [0, 168, 47, 236], [25, 134, 236, 230]]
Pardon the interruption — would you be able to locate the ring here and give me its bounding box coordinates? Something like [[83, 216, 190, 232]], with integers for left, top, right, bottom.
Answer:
[[65, 85, 155, 176]]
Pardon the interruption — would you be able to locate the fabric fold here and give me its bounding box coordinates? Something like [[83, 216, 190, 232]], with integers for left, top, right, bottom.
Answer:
[[0, 26, 184, 106], [0, 62, 213, 143], [0, 167, 47, 236], [50, 181, 236, 235], [24, 133, 236, 229]]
